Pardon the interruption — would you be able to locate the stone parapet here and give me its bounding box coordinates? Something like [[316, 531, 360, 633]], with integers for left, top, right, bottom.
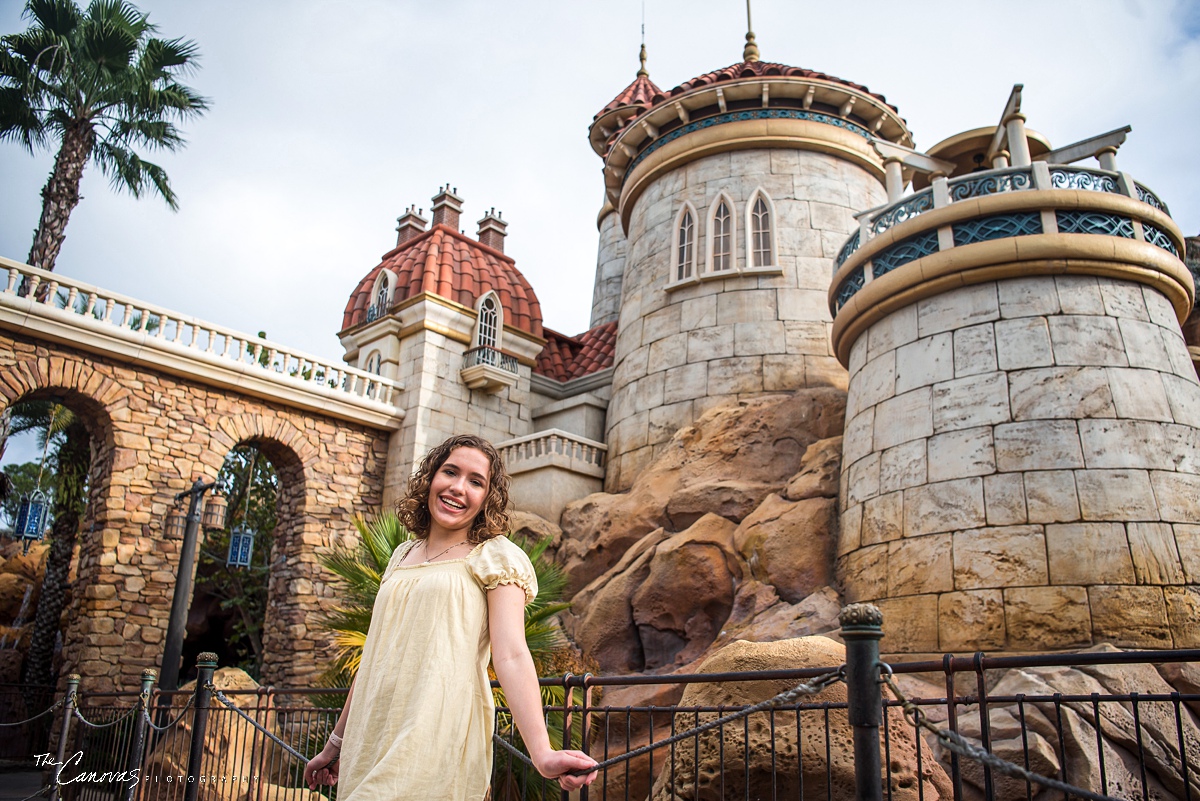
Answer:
[[837, 274, 1200, 652]]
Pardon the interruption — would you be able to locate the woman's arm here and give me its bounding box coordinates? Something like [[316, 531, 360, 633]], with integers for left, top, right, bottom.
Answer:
[[303, 676, 356, 789], [488, 583, 598, 792]]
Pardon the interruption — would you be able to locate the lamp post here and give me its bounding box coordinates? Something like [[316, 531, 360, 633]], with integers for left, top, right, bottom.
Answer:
[[159, 478, 219, 696]]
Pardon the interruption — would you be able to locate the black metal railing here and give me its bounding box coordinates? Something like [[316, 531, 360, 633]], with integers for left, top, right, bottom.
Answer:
[[3, 615, 1196, 801], [462, 345, 518, 373]]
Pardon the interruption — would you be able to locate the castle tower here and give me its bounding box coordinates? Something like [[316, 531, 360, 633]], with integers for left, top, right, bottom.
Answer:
[[591, 35, 912, 490], [339, 186, 545, 505], [831, 99, 1200, 653]]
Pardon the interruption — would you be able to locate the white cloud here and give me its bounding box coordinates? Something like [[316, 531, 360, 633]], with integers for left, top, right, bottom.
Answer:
[[2, 0, 1197, 367]]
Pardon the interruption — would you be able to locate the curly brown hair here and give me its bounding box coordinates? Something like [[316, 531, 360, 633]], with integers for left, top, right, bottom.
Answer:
[[396, 435, 511, 544]]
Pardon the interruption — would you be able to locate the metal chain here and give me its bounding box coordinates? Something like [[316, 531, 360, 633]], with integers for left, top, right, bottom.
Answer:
[[143, 694, 196, 732], [0, 696, 64, 727], [207, 684, 311, 764], [17, 784, 52, 801], [72, 693, 142, 729], [879, 664, 1122, 801], [493, 668, 846, 778]]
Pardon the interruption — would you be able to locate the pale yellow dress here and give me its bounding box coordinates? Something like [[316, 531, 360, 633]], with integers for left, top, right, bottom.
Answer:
[[337, 536, 538, 801]]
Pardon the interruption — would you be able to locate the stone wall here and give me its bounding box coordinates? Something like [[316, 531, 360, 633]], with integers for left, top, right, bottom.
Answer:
[[605, 148, 885, 491], [837, 275, 1200, 653], [0, 332, 389, 691], [589, 206, 627, 328]]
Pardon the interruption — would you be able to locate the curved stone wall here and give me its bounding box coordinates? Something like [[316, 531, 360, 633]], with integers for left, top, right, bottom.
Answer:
[[605, 148, 885, 491], [837, 274, 1200, 653], [590, 206, 627, 327]]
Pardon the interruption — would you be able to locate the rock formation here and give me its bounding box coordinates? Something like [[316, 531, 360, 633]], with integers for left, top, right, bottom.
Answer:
[[939, 646, 1200, 801], [557, 390, 848, 676], [142, 666, 324, 801], [645, 637, 953, 801]]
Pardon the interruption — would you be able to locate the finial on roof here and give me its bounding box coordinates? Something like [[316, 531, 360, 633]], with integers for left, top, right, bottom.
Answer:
[[637, 43, 648, 77], [743, 0, 759, 62]]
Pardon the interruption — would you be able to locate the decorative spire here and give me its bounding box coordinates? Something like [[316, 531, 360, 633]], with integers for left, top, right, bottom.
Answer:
[[743, 0, 759, 62], [637, 43, 648, 77]]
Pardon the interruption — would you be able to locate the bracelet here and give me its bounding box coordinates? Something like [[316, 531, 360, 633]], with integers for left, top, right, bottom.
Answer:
[[327, 732, 343, 750]]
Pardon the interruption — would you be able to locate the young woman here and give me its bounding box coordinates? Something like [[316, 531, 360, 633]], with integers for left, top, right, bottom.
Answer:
[[303, 434, 597, 799]]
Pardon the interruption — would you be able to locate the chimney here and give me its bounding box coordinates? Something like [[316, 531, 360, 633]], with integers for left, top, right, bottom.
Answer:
[[430, 185, 464, 230], [395, 205, 428, 246], [477, 208, 508, 253]]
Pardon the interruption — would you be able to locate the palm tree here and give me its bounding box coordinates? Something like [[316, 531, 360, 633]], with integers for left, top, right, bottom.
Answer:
[[0, 0, 208, 272], [5, 401, 90, 687]]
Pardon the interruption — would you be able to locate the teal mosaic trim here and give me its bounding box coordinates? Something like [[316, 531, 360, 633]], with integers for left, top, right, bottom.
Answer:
[[623, 109, 871, 180]]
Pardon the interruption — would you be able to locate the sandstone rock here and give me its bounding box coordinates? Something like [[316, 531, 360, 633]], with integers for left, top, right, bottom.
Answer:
[[0, 573, 38, 624], [649, 637, 953, 801], [508, 510, 561, 549], [143, 667, 323, 801], [565, 515, 744, 673], [0, 543, 48, 582], [666, 480, 776, 529], [1157, 660, 1200, 717], [941, 652, 1200, 801], [556, 389, 847, 595], [586, 682, 687, 801], [563, 529, 670, 673], [784, 436, 844, 501], [734, 494, 837, 603], [710, 585, 842, 653]]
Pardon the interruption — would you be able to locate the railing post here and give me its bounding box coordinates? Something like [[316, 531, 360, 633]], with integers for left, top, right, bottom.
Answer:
[[48, 674, 79, 801], [184, 653, 218, 801], [840, 603, 884, 801], [123, 669, 156, 801]]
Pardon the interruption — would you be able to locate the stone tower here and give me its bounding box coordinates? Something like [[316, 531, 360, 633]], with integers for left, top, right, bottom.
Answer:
[[830, 94, 1200, 653], [591, 37, 912, 491]]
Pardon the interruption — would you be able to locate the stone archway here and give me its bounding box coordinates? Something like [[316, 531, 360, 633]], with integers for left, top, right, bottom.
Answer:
[[1, 331, 390, 691]]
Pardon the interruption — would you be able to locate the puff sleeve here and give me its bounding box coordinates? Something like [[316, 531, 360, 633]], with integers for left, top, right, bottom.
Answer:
[[468, 536, 538, 605]]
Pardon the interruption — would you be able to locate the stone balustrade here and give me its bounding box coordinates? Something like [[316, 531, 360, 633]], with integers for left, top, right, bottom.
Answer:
[[0, 257, 403, 428], [828, 164, 1188, 365], [498, 428, 607, 477], [498, 429, 607, 523]]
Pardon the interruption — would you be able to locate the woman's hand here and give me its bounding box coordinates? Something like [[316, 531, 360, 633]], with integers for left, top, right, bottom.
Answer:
[[532, 749, 599, 791], [303, 746, 340, 790]]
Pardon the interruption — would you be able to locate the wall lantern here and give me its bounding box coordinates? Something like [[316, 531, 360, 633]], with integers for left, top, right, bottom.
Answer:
[[13, 490, 50, 553]]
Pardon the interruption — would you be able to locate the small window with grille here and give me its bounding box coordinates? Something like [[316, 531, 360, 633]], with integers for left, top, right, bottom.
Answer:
[[477, 294, 499, 349], [711, 199, 733, 272], [677, 209, 695, 281], [750, 194, 774, 267]]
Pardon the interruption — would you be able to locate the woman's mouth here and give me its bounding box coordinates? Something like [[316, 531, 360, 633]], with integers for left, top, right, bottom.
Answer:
[[440, 495, 466, 511]]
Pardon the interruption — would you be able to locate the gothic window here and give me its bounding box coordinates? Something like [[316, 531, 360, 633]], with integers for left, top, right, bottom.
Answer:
[[749, 193, 774, 267], [476, 293, 500, 350], [676, 208, 695, 281], [367, 273, 392, 322], [710, 198, 733, 272], [365, 352, 382, 374]]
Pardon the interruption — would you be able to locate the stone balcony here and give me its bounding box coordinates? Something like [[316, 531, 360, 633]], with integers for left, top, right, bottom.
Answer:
[[497, 429, 606, 523], [0, 257, 404, 428], [828, 163, 1191, 366]]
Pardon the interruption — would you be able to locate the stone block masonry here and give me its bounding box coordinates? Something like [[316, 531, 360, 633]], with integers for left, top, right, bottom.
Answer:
[[605, 149, 885, 491], [0, 332, 388, 691], [837, 275, 1200, 652]]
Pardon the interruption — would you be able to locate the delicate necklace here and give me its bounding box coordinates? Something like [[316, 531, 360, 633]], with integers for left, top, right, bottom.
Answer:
[[423, 539, 469, 563]]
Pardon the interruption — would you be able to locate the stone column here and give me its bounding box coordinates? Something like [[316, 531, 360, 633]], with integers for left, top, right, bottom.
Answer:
[[884, 158, 904, 202], [1097, 146, 1118, 172], [1004, 113, 1032, 167]]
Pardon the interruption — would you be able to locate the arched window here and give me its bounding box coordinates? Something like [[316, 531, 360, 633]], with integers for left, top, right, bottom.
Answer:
[[748, 193, 774, 267], [365, 352, 382, 374], [710, 198, 734, 272], [676, 208, 695, 281], [367, 273, 391, 322], [476, 294, 499, 350]]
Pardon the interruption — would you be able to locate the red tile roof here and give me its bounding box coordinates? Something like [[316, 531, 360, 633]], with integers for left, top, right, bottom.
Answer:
[[534, 321, 617, 382], [594, 73, 663, 120], [341, 225, 543, 337], [667, 60, 895, 111]]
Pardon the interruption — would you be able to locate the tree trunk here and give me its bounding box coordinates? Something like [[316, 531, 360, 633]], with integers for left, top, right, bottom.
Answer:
[[22, 421, 89, 687], [27, 122, 95, 273]]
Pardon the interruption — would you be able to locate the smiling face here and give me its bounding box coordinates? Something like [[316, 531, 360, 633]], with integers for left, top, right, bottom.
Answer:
[[426, 446, 492, 540]]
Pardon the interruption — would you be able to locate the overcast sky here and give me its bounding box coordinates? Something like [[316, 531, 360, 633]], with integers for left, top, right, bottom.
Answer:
[[3, 0, 1200, 467]]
